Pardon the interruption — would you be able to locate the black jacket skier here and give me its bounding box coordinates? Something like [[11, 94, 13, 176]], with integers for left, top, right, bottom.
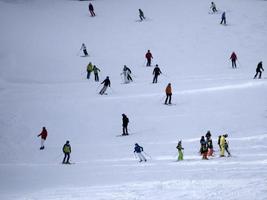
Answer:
[[89, 3, 96, 17], [254, 61, 264, 79], [152, 64, 162, 83], [122, 114, 129, 135], [139, 9, 145, 21], [99, 76, 111, 95]]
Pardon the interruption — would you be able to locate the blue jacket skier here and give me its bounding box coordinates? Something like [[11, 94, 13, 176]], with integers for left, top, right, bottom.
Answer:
[[134, 143, 147, 162]]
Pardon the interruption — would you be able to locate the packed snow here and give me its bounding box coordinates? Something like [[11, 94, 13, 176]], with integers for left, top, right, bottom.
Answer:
[[0, 0, 267, 199]]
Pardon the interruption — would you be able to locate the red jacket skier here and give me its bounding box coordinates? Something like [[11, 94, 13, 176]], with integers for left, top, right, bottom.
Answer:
[[145, 50, 153, 66], [37, 127, 48, 150], [230, 52, 237, 68]]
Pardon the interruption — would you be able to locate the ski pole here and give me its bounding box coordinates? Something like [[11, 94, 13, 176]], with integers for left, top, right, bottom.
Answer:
[[76, 49, 81, 56], [237, 60, 242, 68], [134, 152, 137, 159], [161, 73, 168, 78], [143, 151, 152, 159], [95, 84, 101, 93], [110, 87, 117, 94]]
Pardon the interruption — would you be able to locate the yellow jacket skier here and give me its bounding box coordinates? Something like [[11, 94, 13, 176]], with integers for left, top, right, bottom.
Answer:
[[220, 134, 228, 157]]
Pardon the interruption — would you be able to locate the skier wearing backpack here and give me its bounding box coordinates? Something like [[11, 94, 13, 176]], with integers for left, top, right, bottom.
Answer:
[[139, 9, 145, 21], [164, 83, 172, 104], [230, 52, 238, 68], [37, 127, 48, 150], [121, 65, 132, 84], [93, 65, 100, 82], [134, 143, 147, 162], [87, 62, 94, 79], [152, 64, 162, 83], [145, 50, 153, 66], [62, 141, 71, 164], [200, 136, 208, 160], [176, 140, 184, 161], [254, 61, 264, 79], [80, 43, 88, 56], [205, 131, 214, 157], [210, 2, 217, 13], [122, 114, 129, 136], [220, 12, 226, 25], [99, 76, 111, 95], [88, 3, 95, 17]]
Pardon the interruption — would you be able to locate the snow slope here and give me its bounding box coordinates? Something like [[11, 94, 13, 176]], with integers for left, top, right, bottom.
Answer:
[[0, 0, 267, 199]]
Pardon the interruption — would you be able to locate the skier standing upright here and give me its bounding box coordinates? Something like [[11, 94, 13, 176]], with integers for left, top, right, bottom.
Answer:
[[134, 143, 147, 162], [176, 140, 184, 161], [139, 9, 145, 21], [220, 134, 228, 157], [230, 52, 238, 68], [37, 127, 48, 150], [99, 76, 111, 95], [145, 50, 153, 66], [205, 131, 214, 157], [89, 3, 96, 17], [62, 141, 71, 164], [152, 64, 162, 83], [220, 12, 226, 25], [80, 43, 88, 56], [164, 83, 172, 104], [93, 65, 100, 82], [122, 114, 129, 136], [87, 62, 94, 79], [200, 136, 208, 160], [254, 61, 264, 79]]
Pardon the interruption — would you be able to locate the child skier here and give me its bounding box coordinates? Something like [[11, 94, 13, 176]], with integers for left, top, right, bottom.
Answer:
[[80, 43, 88, 56], [152, 64, 162, 83], [205, 131, 214, 157], [37, 127, 48, 150], [139, 9, 145, 21], [200, 136, 208, 160], [176, 140, 184, 161], [230, 52, 238, 68], [93, 65, 100, 82], [122, 114, 129, 136], [134, 143, 147, 162], [164, 83, 172, 104], [88, 3, 96, 17], [254, 61, 264, 79], [62, 140, 71, 164], [145, 50, 153, 66], [87, 62, 94, 79], [99, 76, 111, 95]]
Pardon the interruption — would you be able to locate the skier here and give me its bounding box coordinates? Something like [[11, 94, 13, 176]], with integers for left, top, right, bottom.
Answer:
[[200, 136, 208, 160], [93, 65, 100, 82], [122, 113, 129, 136], [87, 62, 94, 79], [62, 140, 71, 164], [230, 52, 237, 68], [145, 50, 153, 67], [139, 9, 145, 21], [218, 135, 222, 150], [134, 143, 147, 162], [152, 64, 162, 83], [88, 3, 96, 17], [37, 127, 47, 150], [176, 140, 184, 161], [80, 43, 88, 56], [99, 76, 111, 95], [220, 11, 226, 25], [224, 137, 231, 157], [121, 65, 132, 84], [220, 134, 229, 157], [210, 2, 217, 13], [254, 61, 264, 79], [205, 131, 214, 157], [164, 83, 172, 105]]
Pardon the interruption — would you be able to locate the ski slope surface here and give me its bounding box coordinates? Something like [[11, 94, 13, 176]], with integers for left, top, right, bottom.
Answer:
[[0, 0, 267, 199]]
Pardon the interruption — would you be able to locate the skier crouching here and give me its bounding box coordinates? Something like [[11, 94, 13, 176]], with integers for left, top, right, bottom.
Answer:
[[134, 143, 147, 162]]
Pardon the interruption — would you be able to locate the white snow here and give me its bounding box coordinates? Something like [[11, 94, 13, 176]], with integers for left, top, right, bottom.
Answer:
[[0, 0, 267, 199]]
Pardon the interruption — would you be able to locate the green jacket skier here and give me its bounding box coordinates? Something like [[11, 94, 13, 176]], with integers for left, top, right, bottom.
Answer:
[[87, 62, 94, 79], [176, 140, 184, 161]]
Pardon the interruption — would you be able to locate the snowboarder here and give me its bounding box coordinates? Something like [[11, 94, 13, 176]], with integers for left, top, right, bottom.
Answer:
[[210, 2, 217, 13], [121, 65, 132, 84], [145, 50, 153, 66], [220, 134, 229, 157], [220, 12, 226, 25], [134, 143, 147, 162], [62, 140, 71, 164], [80, 43, 88, 56], [139, 9, 145, 21], [99, 76, 111, 95], [205, 131, 214, 157], [176, 140, 184, 161], [122, 113, 129, 136], [164, 83, 172, 104], [93, 65, 100, 82], [88, 3, 95, 17], [254, 61, 264, 79], [37, 127, 47, 150], [87, 62, 94, 79], [152, 64, 162, 83], [230, 52, 237, 68], [200, 136, 208, 160]]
